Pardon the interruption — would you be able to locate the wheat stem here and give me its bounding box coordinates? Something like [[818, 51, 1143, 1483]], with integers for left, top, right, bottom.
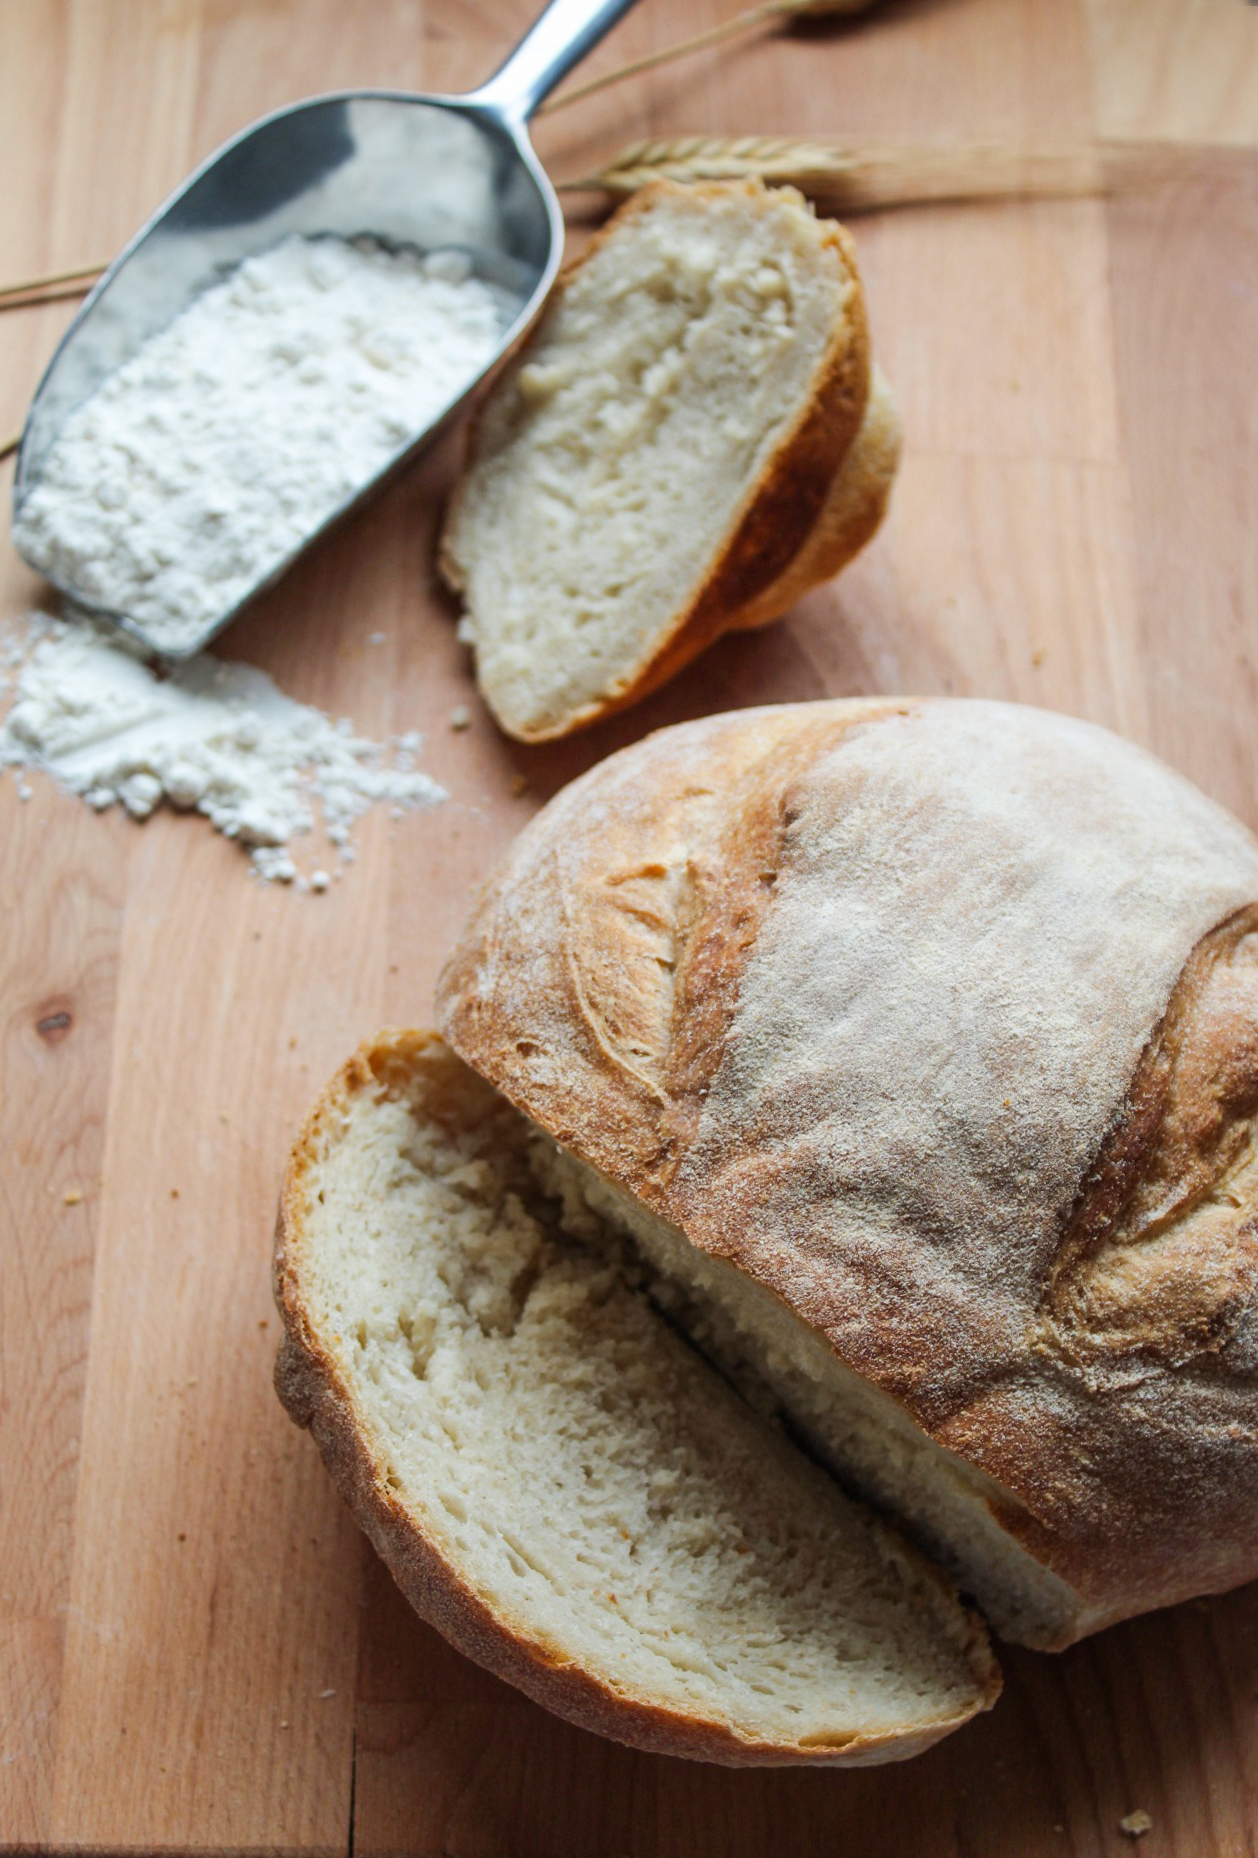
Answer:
[[0, 260, 107, 309], [538, 0, 875, 116], [3, 259, 109, 293], [539, 1, 779, 114], [0, 275, 103, 313]]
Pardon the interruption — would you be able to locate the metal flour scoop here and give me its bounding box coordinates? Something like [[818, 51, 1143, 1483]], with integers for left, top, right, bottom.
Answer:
[[11, 0, 639, 657]]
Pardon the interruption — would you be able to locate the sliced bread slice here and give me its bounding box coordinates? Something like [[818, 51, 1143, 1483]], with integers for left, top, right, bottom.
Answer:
[[275, 1030, 999, 1765], [439, 180, 896, 742]]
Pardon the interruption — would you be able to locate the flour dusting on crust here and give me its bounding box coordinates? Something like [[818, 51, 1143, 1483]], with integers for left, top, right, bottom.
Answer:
[[437, 698, 1258, 1641]]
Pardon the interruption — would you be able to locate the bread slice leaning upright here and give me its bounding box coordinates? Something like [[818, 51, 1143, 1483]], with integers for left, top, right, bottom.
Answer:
[[439, 180, 899, 742], [275, 1030, 999, 1765]]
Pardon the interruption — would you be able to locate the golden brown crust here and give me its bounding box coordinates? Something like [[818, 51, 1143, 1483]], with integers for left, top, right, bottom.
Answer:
[[439, 181, 889, 743], [273, 1028, 999, 1763], [728, 363, 902, 634], [436, 701, 1258, 1645]]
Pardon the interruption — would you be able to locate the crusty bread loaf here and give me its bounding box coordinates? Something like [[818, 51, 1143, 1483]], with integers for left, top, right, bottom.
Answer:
[[437, 698, 1258, 1649], [274, 1030, 999, 1764], [439, 181, 897, 742]]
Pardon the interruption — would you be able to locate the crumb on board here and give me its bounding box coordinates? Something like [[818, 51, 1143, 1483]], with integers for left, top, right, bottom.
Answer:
[[510, 772, 528, 796], [450, 704, 471, 731], [62, 1186, 83, 1205], [1120, 1810, 1153, 1838]]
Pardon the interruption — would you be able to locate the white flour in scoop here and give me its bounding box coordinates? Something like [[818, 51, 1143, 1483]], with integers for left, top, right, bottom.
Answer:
[[0, 614, 446, 885], [13, 235, 510, 652]]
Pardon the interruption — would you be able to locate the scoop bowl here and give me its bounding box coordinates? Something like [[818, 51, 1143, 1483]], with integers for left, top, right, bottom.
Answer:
[[11, 0, 638, 657]]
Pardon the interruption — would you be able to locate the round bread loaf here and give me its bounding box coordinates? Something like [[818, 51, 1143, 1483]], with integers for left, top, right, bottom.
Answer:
[[437, 698, 1258, 1648]]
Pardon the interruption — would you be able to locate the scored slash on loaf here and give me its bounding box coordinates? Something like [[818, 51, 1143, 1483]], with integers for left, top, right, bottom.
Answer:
[[440, 179, 900, 741]]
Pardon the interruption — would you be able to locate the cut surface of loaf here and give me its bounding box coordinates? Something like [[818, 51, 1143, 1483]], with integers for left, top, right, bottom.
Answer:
[[440, 180, 893, 741], [437, 698, 1258, 1649], [275, 1031, 999, 1765], [532, 1139, 1084, 1651]]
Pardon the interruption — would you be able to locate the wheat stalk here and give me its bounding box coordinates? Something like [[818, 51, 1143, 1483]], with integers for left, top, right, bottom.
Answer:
[[0, 276, 104, 314], [2, 259, 110, 294], [0, 0, 879, 309], [538, 0, 878, 115], [0, 141, 1177, 321], [0, 260, 109, 314], [561, 136, 1180, 212]]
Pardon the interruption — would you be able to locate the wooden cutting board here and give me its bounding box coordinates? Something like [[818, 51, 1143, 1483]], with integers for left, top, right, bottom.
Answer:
[[4, 1, 1258, 1851]]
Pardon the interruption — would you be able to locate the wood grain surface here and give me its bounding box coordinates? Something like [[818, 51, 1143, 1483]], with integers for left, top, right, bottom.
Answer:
[[3, 1, 1258, 1853]]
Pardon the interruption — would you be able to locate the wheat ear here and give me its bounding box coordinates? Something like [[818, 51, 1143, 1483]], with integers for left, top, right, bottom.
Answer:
[[561, 137, 1179, 212]]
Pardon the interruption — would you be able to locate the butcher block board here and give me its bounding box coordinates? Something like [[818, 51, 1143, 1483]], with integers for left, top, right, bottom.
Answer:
[[4, 1, 1258, 1852]]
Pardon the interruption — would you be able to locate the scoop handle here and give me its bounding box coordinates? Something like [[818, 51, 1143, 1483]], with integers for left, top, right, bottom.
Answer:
[[471, 0, 642, 122]]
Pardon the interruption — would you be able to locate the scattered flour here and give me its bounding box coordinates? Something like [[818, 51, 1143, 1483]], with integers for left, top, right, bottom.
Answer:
[[13, 235, 511, 653], [0, 614, 446, 884]]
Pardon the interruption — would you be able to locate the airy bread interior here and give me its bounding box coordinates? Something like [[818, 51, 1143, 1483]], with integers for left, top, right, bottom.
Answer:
[[537, 1140, 1088, 1650], [440, 182, 875, 741], [280, 1034, 997, 1762]]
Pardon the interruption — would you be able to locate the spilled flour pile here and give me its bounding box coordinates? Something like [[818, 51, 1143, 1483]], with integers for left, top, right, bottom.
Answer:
[[12, 235, 511, 652], [0, 615, 446, 885]]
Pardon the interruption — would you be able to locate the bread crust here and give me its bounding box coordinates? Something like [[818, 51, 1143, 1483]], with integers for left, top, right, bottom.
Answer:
[[439, 181, 888, 742], [274, 1028, 999, 1764], [436, 700, 1258, 1646], [727, 363, 902, 634]]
